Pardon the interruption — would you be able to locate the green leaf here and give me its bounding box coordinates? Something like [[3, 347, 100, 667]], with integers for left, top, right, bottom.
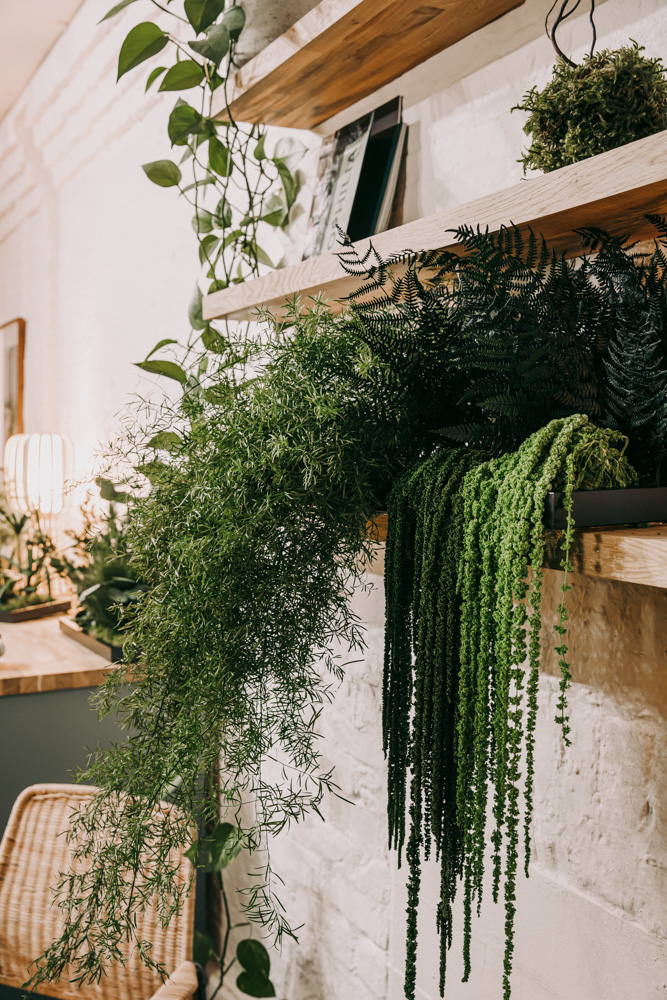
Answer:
[[159, 60, 205, 91], [260, 193, 287, 228], [253, 134, 266, 161], [236, 972, 275, 998], [213, 196, 232, 228], [96, 478, 131, 503], [275, 160, 298, 209], [147, 431, 183, 452], [145, 66, 167, 91], [273, 137, 305, 172], [189, 286, 206, 330], [199, 234, 220, 265], [145, 338, 179, 360], [245, 241, 272, 268], [135, 359, 187, 383], [193, 930, 218, 967], [99, 0, 139, 23], [237, 940, 271, 977], [209, 137, 233, 177], [117, 23, 167, 80], [192, 210, 214, 234], [222, 4, 246, 40], [202, 326, 228, 353], [142, 159, 182, 187], [167, 100, 208, 146], [189, 23, 230, 66], [187, 822, 243, 871], [184, 0, 225, 33], [135, 460, 168, 483], [182, 176, 217, 193]]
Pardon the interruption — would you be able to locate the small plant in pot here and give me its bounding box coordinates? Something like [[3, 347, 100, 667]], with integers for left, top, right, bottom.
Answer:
[[52, 479, 146, 660], [513, 0, 667, 173], [0, 506, 67, 622]]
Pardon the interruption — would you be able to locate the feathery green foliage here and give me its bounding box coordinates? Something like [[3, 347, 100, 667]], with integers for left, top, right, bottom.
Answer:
[[341, 223, 667, 483], [384, 416, 636, 1000], [27, 300, 440, 991], [513, 42, 667, 173]]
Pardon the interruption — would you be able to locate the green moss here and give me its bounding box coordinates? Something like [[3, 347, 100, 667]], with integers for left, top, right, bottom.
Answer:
[[514, 42, 667, 173]]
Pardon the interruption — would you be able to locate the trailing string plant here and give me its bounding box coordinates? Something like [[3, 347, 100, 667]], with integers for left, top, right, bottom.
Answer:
[[383, 417, 637, 1000], [28, 299, 449, 993], [51, 479, 147, 654], [103, 0, 303, 309], [512, 1, 667, 172], [339, 221, 667, 484]]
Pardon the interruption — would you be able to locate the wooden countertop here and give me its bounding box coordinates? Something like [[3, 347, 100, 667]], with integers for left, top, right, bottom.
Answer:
[[0, 616, 112, 697]]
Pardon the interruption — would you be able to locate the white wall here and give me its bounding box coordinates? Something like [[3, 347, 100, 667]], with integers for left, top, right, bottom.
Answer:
[[1, 1, 667, 998]]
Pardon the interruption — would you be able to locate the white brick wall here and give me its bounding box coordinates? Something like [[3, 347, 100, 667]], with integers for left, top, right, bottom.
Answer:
[[1, 1, 667, 997]]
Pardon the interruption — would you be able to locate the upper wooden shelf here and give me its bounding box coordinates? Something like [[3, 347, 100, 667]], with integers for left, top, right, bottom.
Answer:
[[203, 128, 667, 323], [213, 0, 525, 129], [366, 521, 667, 589]]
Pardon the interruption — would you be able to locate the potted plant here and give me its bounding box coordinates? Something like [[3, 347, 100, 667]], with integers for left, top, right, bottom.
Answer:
[[513, 1, 667, 173], [0, 506, 69, 622], [53, 480, 146, 662]]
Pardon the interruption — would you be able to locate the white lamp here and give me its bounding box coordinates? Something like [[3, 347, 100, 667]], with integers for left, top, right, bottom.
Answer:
[[4, 433, 76, 516]]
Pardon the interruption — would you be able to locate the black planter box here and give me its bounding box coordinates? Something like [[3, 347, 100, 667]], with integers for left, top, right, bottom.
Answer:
[[544, 486, 667, 529], [0, 598, 71, 623], [59, 616, 124, 662]]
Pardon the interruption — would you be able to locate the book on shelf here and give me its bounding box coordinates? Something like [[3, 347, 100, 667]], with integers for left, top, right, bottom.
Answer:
[[303, 96, 408, 260]]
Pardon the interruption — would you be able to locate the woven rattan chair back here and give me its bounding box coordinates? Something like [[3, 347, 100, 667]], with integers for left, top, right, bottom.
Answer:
[[0, 784, 196, 1000]]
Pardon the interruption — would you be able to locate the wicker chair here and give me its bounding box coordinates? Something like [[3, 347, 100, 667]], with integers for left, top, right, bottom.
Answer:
[[0, 784, 200, 1000]]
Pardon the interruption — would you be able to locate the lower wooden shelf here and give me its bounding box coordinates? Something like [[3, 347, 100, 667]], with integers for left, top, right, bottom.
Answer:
[[367, 519, 667, 589]]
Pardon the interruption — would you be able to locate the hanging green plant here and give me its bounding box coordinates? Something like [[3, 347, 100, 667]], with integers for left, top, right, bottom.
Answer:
[[513, 1, 667, 175], [384, 415, 637, 1000]]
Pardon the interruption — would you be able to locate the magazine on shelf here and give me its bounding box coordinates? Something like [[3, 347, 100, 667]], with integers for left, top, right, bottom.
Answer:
[[303, 97, 407, 260]]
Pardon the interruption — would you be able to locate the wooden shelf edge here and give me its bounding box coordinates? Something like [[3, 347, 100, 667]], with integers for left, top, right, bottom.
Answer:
[[213, 0, 525, 129], [203, 128, 667, 322], [364, 523, 667, 588]]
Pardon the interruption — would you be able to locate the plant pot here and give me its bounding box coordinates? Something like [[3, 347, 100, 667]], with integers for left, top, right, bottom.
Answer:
[[544, 486, 667, 529], [59, 616, 124, 663], [0, 598, 71, 623], [234, 0, 321, 66]]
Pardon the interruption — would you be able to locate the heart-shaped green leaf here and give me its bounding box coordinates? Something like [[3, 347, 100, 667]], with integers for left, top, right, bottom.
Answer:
[[189, 286, 206, 330], [209, 136, 232, 177], [142, 159, 182, 187], [235, 972, 275, 998], [117, 22, 167, 80], [167, 101, 207, 145], [184, 0, 225, 33], [147, 431, 183, 452], [159, 60, 205, 91], [222, 4, 246, 40], [237, 940, 271, 977], [189, 23, 230, 66]]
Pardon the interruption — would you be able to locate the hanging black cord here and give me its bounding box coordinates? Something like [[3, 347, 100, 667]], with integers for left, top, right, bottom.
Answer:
[[546, 0, 597, 67]]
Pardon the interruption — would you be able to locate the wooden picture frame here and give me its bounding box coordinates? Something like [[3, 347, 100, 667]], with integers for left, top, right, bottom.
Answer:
[[0, 318, 25, 463]]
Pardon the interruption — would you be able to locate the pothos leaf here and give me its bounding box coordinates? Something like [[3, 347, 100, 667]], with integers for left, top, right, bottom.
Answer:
[[145, 338, 179, 360], [189, 286, 207, 330], [235, 972, 275, 998], [189, 23, 230, 66], [222, 4, 246, 40], [145, 65, 167, 91], [99, 0, 139, 23], [159, 60, 205, 91], [147, 431, 183, 452], [167, 100, 208, 146], [142, 159, 182, 187], [117, 23, 167, 81], [135, 359, 187, 383], [184, 0, 225, 34], [237, 939, 271, 977], [209, 136, 233, 177]]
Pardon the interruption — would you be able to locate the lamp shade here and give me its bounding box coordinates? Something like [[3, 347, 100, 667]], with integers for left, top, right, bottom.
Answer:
[[4, 433, 75, 515]]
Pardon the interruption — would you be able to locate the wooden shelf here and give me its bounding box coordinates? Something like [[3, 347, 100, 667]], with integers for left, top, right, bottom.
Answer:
[[366, 521, 667, 588], [203, 128, 667, 322], [0, 617, 112, 697], [214, 0, 525, 130]]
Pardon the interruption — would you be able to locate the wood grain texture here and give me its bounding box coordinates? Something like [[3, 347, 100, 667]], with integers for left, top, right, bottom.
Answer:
[[214, 0, 525, 129], [364, 522, 667, 588], [203, 127, 667, 322], [0, 616, 112, 697]]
